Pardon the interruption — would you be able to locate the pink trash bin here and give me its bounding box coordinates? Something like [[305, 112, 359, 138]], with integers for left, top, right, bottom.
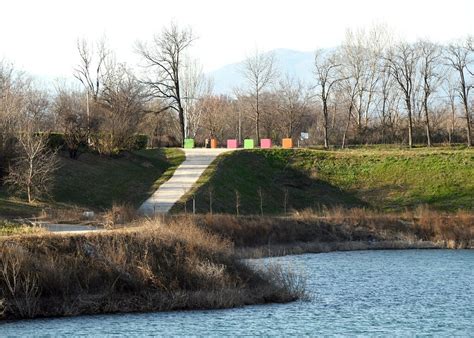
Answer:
[[227, 139, 238, 148], [260, 138, 272, 149]]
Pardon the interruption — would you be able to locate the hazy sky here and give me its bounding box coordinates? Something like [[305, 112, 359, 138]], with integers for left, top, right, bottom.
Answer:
[[1, 0, 473, 81]]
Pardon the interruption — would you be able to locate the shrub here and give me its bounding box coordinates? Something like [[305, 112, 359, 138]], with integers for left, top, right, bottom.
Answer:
[[103, 203, 138, 227], [89, 133, 148, 155], [46, 133, 65, 150], [130, 134, 148, 150], [33, 132, 65, 150]]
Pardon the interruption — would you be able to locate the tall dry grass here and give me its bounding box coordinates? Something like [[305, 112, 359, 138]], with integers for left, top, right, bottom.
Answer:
[[181, 207, 473, 252], [102, 203, 139, 228], [0, 217, 306, 320]]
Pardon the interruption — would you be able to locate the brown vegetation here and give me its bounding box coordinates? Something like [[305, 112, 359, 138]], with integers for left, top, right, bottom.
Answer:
[[0, 218, 306, 320], [181, 208, 473, 257], [102, 203, 139, 228]]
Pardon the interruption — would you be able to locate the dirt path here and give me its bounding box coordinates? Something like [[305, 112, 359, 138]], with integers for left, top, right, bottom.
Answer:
[[139, 148, 234, 216]]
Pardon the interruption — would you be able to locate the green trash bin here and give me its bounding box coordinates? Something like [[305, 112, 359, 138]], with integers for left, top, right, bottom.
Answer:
[[184, 138, 195, 149], [244, 139, 254, 149]]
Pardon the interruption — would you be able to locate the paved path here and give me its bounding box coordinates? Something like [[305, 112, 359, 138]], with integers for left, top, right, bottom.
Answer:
[[139, 148, 234, 216], [41, 223, 104, 234]]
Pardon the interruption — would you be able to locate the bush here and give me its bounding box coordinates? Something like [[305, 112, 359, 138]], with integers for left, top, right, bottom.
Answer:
[[46, 133, 66, 150], [103, 203, 138, 227], [33, 132, 65, 150], [130, 134, 148, 150], [89, 133, 148, 155]]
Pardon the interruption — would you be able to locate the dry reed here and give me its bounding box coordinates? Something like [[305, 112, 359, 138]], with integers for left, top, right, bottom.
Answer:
[[0, 217, 306, 320]]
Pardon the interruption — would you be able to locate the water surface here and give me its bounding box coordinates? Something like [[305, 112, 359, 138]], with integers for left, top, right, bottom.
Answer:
[[2, 250, 473, 335]]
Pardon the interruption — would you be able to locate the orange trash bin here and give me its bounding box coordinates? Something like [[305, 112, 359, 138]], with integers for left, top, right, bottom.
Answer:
[[282, 138, 293, 149], [210, 138, 218, 148]]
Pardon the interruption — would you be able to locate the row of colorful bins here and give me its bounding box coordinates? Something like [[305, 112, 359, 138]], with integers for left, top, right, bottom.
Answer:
[[183, 138, 293, 149]]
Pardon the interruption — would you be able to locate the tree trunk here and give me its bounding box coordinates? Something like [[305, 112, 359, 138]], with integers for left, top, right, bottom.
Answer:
[[406, 97, 413, 148], [342, 104, 353, 149], [179, 106, 185, 147], [323, 100, 329, 149], [460, 73, 472, 147], [463, 104, 472, 147], [449, 100, 455, 145], [256, 115, 260, 144], [381, 97, 387, 144], [27, 183, 32, 204], [255, 90, 260, 143], [28, 159, 34, 203], [423, 98, 432, 147]]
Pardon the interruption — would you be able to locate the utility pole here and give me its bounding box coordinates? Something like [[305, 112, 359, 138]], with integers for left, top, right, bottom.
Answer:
[[238, 108, 242, 145], [86, 91, 91, 146]]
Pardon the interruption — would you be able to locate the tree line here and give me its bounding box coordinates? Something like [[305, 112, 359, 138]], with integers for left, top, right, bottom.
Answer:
[[1, 23, 473, 202]]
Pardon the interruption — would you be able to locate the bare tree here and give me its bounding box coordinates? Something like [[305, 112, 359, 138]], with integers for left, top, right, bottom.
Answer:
[[376, 59, 398, 143], [385, 43, 419, 148], [199, 95, 233, 141], [74, 38, 108, 101], [274, 75, 310, 139], [52, 86, 87, 159], [99, 62, 147, 153], [417, 40, 442, 147], [181, 57, 212, 139], [0, 61, 32, 177], [443, 75, 459, 144], [74, 38, 109, 144], [314, 49, 342, 148], [445, 39, 473, 146], [5, 124, 59, 203], [240, 49, 277, 143], [360, 25, 391, 131], [136, 23, 195, 146], [339, 34, 366, 148]]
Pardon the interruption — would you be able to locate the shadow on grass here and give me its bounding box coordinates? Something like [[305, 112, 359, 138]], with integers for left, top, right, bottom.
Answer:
[[174, 151, 368, 215], [50, 148, 184, 210]]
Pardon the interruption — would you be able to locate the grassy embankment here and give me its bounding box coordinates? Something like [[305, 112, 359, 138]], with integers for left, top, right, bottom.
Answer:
[[1, 146, 473, 320], [173, 147, 474, 214], [0, 148, 184, 220], [0, 218, 306, 320]]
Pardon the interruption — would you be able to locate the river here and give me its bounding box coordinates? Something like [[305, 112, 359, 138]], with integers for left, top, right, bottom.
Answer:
[[2, 250, 473, 335]]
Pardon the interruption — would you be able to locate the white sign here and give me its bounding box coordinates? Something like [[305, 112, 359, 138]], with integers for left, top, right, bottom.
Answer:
[[300, 132, 309, 140]]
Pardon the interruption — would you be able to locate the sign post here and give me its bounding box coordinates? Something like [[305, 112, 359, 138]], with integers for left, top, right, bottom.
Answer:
[[299, 132, 309, 147]]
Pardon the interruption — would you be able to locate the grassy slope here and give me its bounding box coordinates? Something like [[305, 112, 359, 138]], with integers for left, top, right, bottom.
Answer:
[[0, 148, 184, 217], [173, 147, 474, 214]]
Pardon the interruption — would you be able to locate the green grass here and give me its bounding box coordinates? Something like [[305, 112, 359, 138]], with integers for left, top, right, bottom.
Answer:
[[173, 147, 474, 214], [0, 148, 185, 218], [0, 220, 44, 236], [0, 192, 42, 218]]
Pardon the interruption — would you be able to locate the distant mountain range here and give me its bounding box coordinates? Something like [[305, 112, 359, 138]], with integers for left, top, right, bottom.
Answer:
[[208, 48, 316, 95]]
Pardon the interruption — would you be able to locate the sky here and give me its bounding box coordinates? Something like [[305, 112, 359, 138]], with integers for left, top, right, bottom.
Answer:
[[1, 0, 473, 82]]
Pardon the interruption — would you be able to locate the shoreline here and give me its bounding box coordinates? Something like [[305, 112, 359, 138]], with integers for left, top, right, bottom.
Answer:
[[2, 243, 469, 322], [2, 237, 469, 322], [1, 212, 472, 321], [0, 222, 305, 321], [236, 240, 471, 259]]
